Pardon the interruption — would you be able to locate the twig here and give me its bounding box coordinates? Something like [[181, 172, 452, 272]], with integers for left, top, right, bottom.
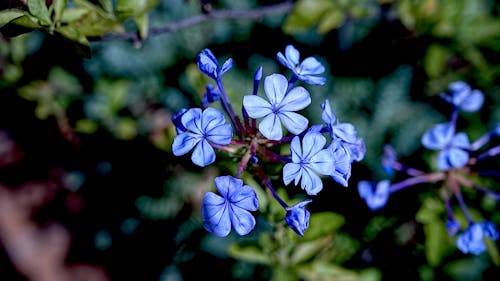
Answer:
[[101, 1, 294, 42]]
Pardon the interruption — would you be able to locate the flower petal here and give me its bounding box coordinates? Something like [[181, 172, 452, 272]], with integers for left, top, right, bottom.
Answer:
[[279, 86, 311, 112], [451, 132, 470, 149], [220, 58, 233, 76], [460, 89, 484, 112], [206, 123, 232, 145], [182, 108, 203, 134], [300, 57, 325, 75], [172, 133, 200, 156], [285, 45, 300, 66], [321, 100, 336, 126], [278, 111, 308, 135], [214, 175, 241, 198], [421, 123, 454, 150], [309, 148, 334, 176], [229, 205, 256, 235], [191, 140, 216, 167], [301, 131, 326, 160], [290, 136, 302, 163], [259, 113, 283, 140], [264, 74, 288, 105], [283, 163, 302, 186], [243, 95, 273, 118], [202, 107, 226, 132], [202, 192, 231, 237], [197, 49, 219, 79], [230, 184, 258, 211], [301, 167, 323, 195]]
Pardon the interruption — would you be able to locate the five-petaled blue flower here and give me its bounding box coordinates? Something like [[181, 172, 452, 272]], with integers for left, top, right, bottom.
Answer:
[[202, 176, 259, 237], [421, 122, 470, 171], [285, 199, 312, 237], [357, 180, 391, 210], [277, 45, 326, 85], [441, 81, 484, 112], [197, 48, 233, 80], [321, 100, 366, 162], [283, 131, 334, 195], [172, 108, 232, 167], [243, 73, 311, 140], [456, 221, 499, 255]]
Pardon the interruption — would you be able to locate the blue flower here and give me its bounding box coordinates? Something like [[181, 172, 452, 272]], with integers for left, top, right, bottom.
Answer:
[[441, 81, 484, 112], [456, 222, 498, 255], [243, 74, 311, 140], [421, 122, 470, 171], [283, 131, 334, 195], [382, 145, 397, 176], [285, 199, 312, 237], [321, 100, 366, 162], [446, 219, 460, 236], [172, 108, 232, 167], [328, 141, 352, 187], [277, 45, 326, 85], [197, 49, 233, 80], [357, 180, 391, 210], [202, 176, 259, 237], [201, 84, 220, 107], [171, 108, 188, 134]]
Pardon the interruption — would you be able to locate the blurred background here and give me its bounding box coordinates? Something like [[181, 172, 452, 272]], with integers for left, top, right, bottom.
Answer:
[[1, 0, 500, 280]]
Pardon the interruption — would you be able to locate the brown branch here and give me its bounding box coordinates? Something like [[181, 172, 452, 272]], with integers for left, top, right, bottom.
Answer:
[[101, 1, 294, 42]]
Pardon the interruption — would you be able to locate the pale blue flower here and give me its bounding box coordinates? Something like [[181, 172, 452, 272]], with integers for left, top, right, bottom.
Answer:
[[277, 45, 326, 85], [172, 108, 232, 167], [421, 122, 470, 171], [197, 48, 233, 80], [441, 81, 484, 112], [456, 222, 498, 255], [358, 180, 391, 210], [321, 100, 366, 162], [202, 176, 259, 237], [243, 74, 311, 140], [285, 199, 312, 237], [328, 141, 352, 187], [283, 131, 334, 195]]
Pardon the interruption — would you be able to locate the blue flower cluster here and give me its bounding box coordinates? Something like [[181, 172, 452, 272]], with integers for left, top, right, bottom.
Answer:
[[357, 81, 500, 255], [172, 45, 365, 237]]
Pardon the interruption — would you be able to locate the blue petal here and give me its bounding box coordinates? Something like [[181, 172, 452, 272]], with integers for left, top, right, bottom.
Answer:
[[459, 89, 484, 112], [197, 49, 219, 79], [259, 114, 283, 140], [172, 133, 201, 156], [229, 205, 256, 235], [290, 136, 302, 163], [264, 74, 287, 105], [332, 123, 358, 143], [243, 95, 272, 118], [278, 111, 308, 136], [480, 221, 499, 240], [457, 224, 486, 255], [421, 123, 454, 150], [206, 123, 232, 145], [279, 86, 311, 112], [285, 199, 312, 237], [301, 167, 323, 195], [285, 45, 300, 66], [214, 176, 239, 198], [201, 107, 226, 132], [277, 52, 296, 70], [202, 192, 231, 237], [451, 132, 470, 149], [309, 149, 335, 176], [171, 108, 188, 134], [220, 58, 233, 76], [357, 181, 373, 199], [301, 132, 326, 160], [182, 108, 203, 134], [229, 184, 258, 211], [300, 57, 325, 75], [438, 148, 468, 170], [301, 75, 327, 86], [321, 100, 336, 126], [191, 139, 216, 167], [283, 163, 302, 186]]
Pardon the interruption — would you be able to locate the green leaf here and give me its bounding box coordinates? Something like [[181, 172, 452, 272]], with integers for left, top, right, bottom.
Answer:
[[61, 8, 89, 23], [228, 244, 271, 265], [424, 44, 450, 78], [134, 13, 149, 39], [303, 212, 345, 241], [424, 221, 451, 266], [56, 25, 89, 46], [51, 0, 67, 23], [282, 0, 334, 34], [0, 9, 26, 28], [317, 9, 345, 34], [28, 0, 52, 25], [291, 236, 332, 264]]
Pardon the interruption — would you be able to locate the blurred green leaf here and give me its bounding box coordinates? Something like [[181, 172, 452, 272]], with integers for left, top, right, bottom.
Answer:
[[28, 0, 52, 25], [303, 212, 345, 241], [61, 8, 89, 22], [291, 236, 332, 264], [228, 243, 271, 265], [134, 13, 149, 39], [424, 44, 450, 79], [51, 0, 67, 23], [0, 9, 26, 28], [282, 0, 334, 34], [297, 261, 360, 281], [317, 9, 345, 34]]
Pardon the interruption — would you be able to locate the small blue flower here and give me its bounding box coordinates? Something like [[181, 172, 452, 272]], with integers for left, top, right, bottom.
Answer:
[[285, 199, 312, 237], [382, 145, 397, 176], [441, 81, 484, 112], [277, 45, 326, 85], [421, 122, 470, 171], [357, 180, 391, 210], [446, 219, 461, 236], [172, 108, 232, 167], [197, 49, 233, 80], [202, 176, 259, 237], [456, 221, 498, 255], [328, 141, 352, 187], [201, 84, 220, 107], [321, 100, 366, 162], [171, 108, 188, 134], [243, 74, 311, 140], [283, 131, 334, 195]]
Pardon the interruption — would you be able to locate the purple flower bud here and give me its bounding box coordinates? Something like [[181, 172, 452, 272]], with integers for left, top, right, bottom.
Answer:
[[285, 199, 312, 237]]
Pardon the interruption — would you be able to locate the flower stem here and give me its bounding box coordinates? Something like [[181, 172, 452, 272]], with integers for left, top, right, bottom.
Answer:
[[390, 172, 445, 193], [449, 175, 474, 223], [235, 139, 257, 178], [255, 166, 288, 209], [476, 144, 500, 161], [216, 78, 244, 140]]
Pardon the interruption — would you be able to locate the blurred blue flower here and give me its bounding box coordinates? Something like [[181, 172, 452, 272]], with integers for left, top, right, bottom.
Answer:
[[283, 131, 334, 195], [357, 180, 391, 210], [441, 81, 484, 112], [202, 176, 259, 237], [446, 219, 461, 236], [277, 45, 326, 85], [285, 199, 312, 237], [328, 141, 352, 187], [321, 100, 366, 162], [382, 145, 397, 176], [197, 48, 233, 80], [243, 74, 311, 140], [201, 85, 220, 107], [421, 122, 470, 171], [172, 108, 232, 167], [171, 108, 188, 134], [456, 222, 498, 255]]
